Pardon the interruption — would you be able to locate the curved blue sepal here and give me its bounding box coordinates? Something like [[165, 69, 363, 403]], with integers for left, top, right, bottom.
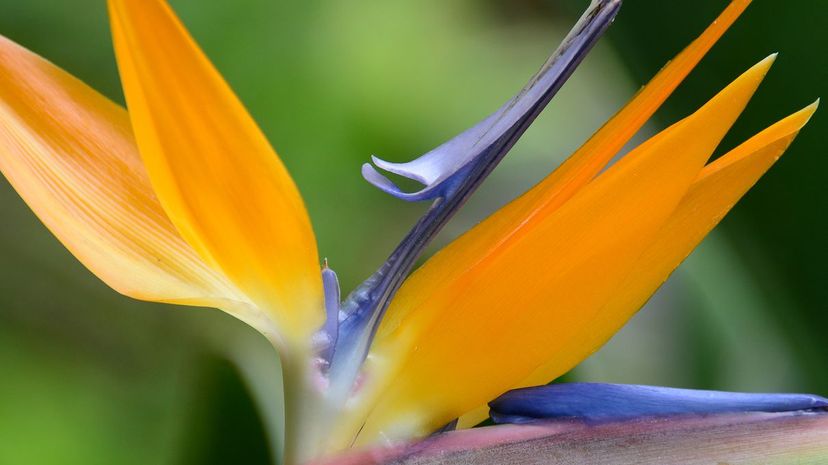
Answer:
[[489, 383, 828, 424], [362, 0, 623, 202]]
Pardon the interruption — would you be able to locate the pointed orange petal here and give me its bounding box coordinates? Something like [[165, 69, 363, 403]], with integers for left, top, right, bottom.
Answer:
[[451, 1, 752, 432], [485, 0, 753, 234], [352, 57, 773, 444], [0, 36, 259, 322], [516, 101, 818, 391], [108, 0, 322, 343], [373, 0, 754, 336]]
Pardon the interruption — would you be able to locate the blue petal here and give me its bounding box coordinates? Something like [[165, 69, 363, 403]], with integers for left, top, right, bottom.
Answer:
[[363, 0, 622, 202], [326, 0, 622, 397], [489, 383, 828, 424], [313, 261, 341, 364]]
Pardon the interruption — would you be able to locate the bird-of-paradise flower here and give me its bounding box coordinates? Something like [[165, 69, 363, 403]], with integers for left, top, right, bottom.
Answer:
[[0, 0, 825, 464]]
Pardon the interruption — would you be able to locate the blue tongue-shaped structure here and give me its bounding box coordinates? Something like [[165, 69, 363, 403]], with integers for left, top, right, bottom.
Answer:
[[322, 0, 623, 397], [361, 62, 563, 202], [489, 383, 828, 424], [362, 1, 617, 202]]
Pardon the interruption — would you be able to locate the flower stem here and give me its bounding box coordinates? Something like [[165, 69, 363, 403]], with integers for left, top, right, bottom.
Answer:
[[279, 346, 340, 465]]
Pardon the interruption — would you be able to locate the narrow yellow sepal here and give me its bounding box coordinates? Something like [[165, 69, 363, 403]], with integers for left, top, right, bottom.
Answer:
[[516, 100, 818, 393], [475, 0, 753, 237], [0, 35, 261, 321], [108, 0, 323, 345], [354, 56, 774, 444], [454, 0, 754, 430]]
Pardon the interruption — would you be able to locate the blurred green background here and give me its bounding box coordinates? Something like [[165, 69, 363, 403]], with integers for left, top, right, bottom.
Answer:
[[0, 0, 825, 463]]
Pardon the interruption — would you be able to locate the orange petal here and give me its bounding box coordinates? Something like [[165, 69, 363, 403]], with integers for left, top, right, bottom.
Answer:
[[451, 0, 752, 430], [519, 100, 818, 391], [352, 56, 774, 444], [108, 0, 322, 344], [481, 0, 753, 237], [375, 0, 753, 335], [0, 36, 263, 324]]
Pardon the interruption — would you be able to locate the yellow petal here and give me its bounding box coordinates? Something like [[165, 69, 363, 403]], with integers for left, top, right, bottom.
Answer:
[[453, 0, 752, 430], [354, 56, 774, 444], [108, 0, 322, 343], [516, 100, 819, 397], [376, 0, 754, 339], [480, 0, 753, 236], [0, 36, 261, 323]]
